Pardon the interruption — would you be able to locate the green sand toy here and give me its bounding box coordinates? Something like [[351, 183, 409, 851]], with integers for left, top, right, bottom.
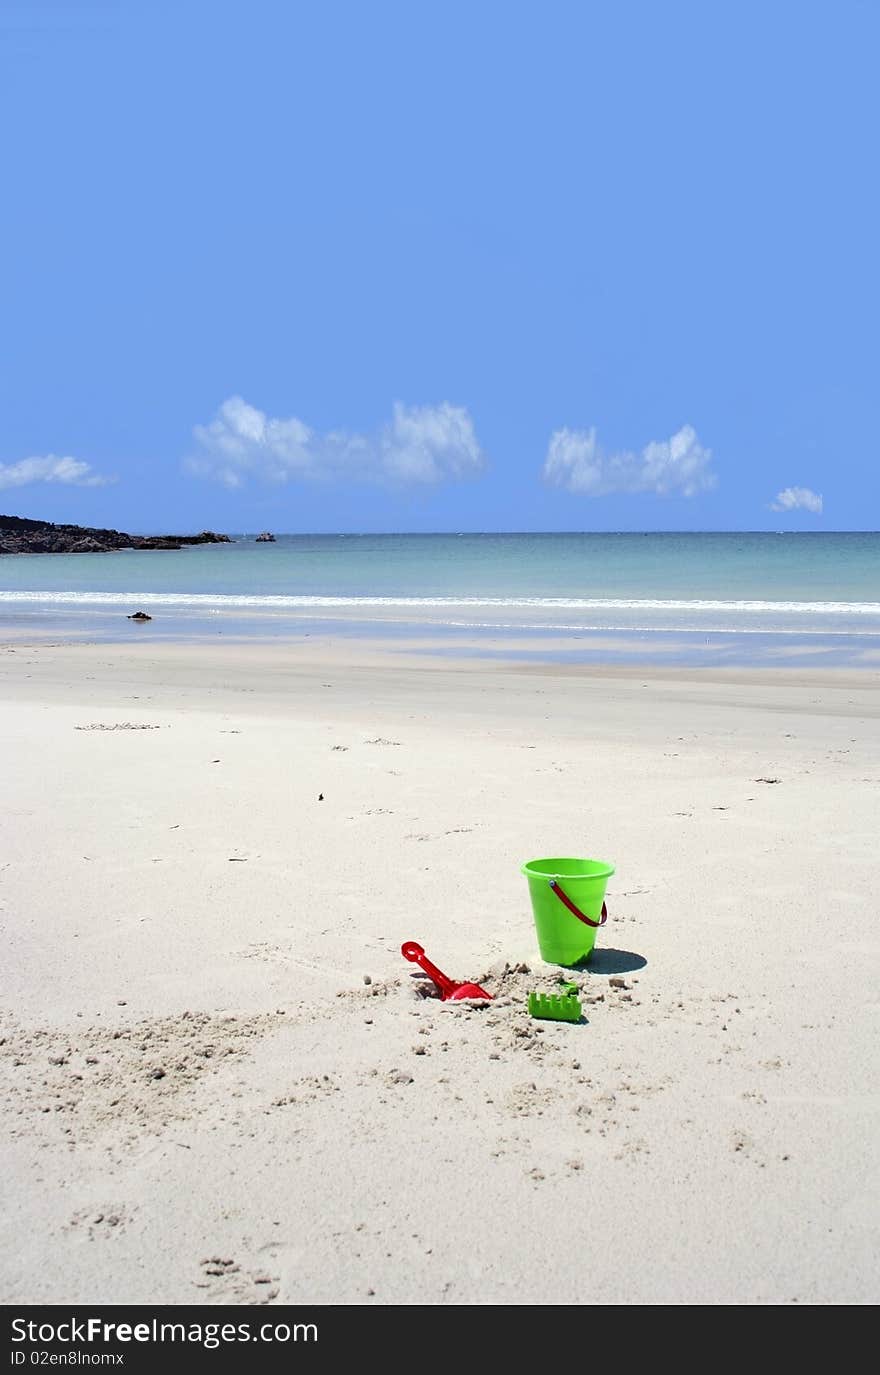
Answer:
[[527, 990, 582, 1023], [521, 856, 614, 966]]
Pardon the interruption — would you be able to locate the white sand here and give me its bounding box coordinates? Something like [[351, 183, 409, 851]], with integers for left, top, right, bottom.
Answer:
[[1, 637, 878, 1305]]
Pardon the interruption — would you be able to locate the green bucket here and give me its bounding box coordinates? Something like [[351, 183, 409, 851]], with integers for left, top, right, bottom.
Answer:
[[521, 856, 615, 966]]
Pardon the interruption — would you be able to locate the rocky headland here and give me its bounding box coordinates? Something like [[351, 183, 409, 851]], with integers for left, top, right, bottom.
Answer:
[[0, 514, 232, 555]]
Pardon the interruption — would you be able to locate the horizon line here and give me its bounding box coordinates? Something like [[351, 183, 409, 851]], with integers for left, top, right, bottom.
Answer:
[[131, 527, 876, 537]]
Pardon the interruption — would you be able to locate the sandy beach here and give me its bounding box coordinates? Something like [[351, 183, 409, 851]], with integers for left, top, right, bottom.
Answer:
[[1, 636, 878, 1306]]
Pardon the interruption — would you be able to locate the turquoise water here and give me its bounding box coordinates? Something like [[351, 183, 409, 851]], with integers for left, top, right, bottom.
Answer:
[[2, 532, 879, 663]]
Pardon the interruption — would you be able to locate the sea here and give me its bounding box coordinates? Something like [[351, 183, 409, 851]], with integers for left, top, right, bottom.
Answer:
[[1, 531, 879, 667]]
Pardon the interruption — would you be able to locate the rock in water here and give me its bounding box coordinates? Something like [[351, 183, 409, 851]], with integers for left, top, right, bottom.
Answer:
[[127, 611, 152, 621]]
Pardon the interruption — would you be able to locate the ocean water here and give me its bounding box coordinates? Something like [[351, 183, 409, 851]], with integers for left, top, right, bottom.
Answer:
[[1, 532, 879, 666]]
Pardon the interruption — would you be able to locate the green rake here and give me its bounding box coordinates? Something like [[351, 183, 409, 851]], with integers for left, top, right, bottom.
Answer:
[[527, 989, 582, 1023]]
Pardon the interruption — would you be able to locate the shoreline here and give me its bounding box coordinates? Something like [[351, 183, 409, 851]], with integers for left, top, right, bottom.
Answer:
[[3, 611, 880, 671], [5, 633, 880, 690]]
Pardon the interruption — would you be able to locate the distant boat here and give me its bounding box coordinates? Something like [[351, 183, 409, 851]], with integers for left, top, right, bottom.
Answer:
[[255, 531, 276, 542]]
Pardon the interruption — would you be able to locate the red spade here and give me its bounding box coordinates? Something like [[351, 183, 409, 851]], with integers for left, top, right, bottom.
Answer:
[[401, 941, 493, 1001]]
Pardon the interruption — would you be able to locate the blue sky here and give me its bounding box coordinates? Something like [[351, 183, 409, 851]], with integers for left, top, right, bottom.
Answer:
[[1, 0, 877, 533]]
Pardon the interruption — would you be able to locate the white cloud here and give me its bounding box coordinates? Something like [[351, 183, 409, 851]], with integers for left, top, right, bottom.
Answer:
[[185, 396, 486, 489], [542, 423, 716, 498], [771, 485, 823, 514], [0, 455, 114, 492]]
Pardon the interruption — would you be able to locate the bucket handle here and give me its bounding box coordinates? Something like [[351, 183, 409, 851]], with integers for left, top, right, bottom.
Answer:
[[548, 879, 608, 929]]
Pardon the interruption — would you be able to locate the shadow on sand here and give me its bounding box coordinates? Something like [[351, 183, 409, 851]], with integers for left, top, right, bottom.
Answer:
[[580, 947, 647, 976]]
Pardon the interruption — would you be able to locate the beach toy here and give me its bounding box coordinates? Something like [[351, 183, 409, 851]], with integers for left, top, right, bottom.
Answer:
[[400, 942, 493, 1001], [521, 857, 614, 966], [527, 990, 582, 1023]]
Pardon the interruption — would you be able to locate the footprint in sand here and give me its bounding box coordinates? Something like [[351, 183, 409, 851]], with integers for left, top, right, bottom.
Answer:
[[195, 1255, 281, 1304]]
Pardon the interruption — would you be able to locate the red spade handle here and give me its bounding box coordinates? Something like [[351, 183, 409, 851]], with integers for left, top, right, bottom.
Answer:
[[400, 941, 458, 997]]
